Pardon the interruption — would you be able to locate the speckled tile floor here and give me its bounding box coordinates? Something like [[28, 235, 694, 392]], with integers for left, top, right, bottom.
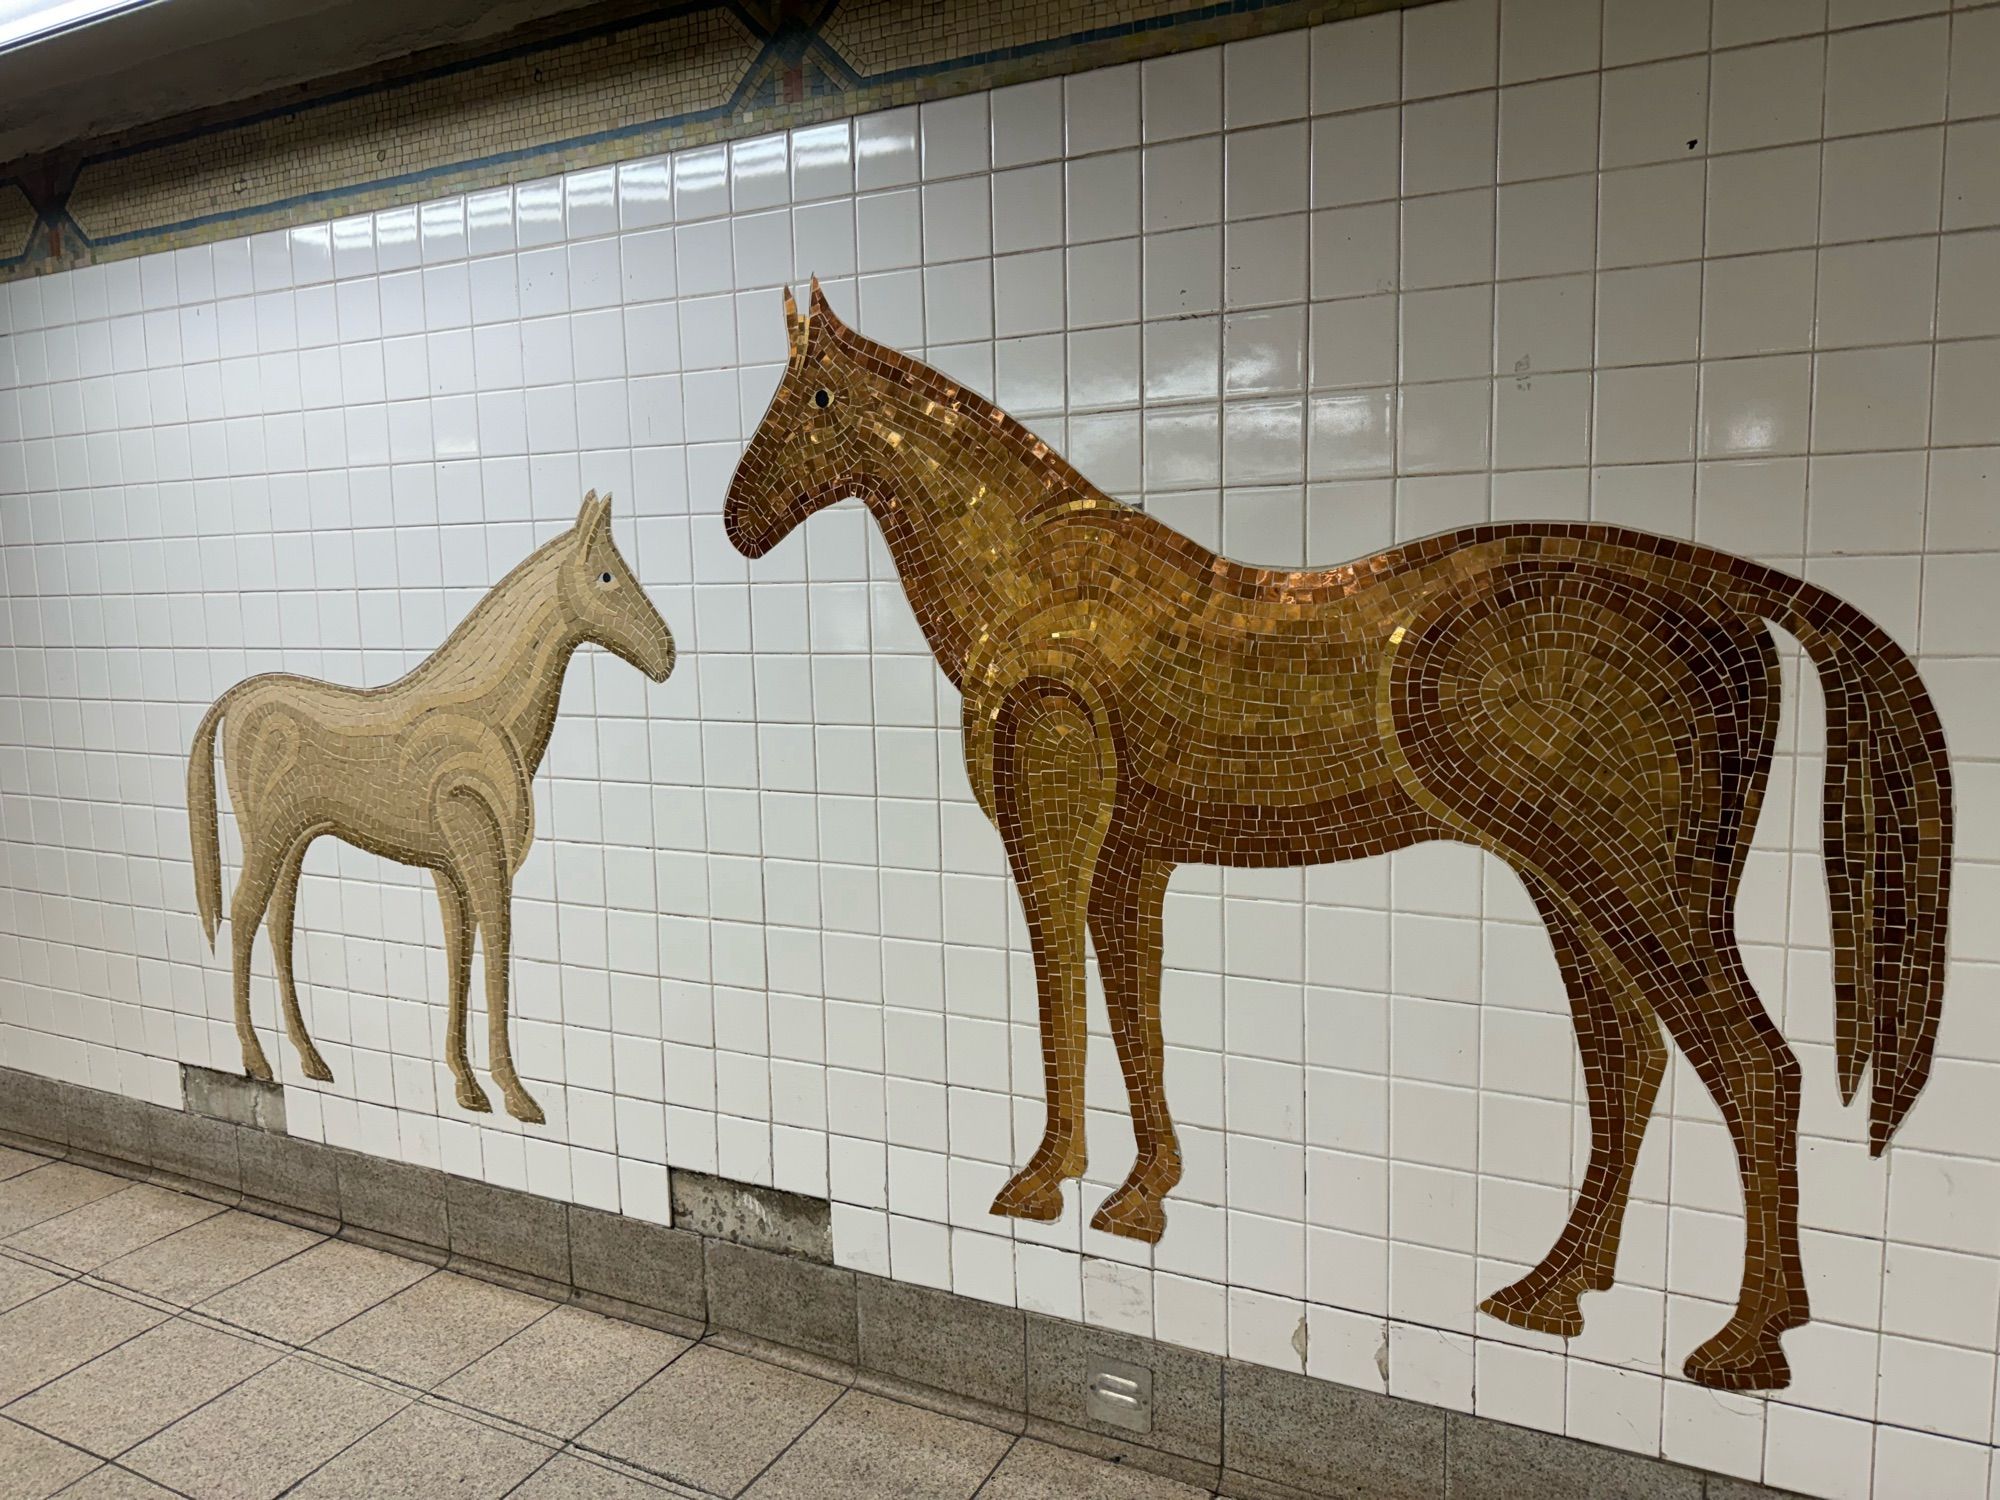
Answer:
[[0, 1144, 1216, 1499]]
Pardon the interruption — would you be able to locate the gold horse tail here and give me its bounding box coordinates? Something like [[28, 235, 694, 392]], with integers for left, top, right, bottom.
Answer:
[[188, 684, 244, 949], [1747, 567, 1953, 1155]]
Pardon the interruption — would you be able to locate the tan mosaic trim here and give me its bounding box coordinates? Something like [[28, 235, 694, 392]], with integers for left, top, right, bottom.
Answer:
[[3, 0, 1430, 278], [0, 183, 34, 265], [67, 7, 759, 244], [823, 0, 1200, 78]]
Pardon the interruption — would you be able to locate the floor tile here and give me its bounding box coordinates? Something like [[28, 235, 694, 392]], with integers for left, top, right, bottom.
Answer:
[[0, 1146, 51, 1183], [42, 1472, 182, 1500], [0, 1166, 128, 1238], [7, 1317, 281, 1458], [581, 1343, 841, 1497], [508, 1453, 708, 1499], [284, 1402, 551, 1498], [195, 1237, 428, 1346], [98, 1211, 322, 1307], [46, 1466, 183, 1498], [0, 1414, 98, 1500], [977, 1437, 1213, 1499], [121, 1355, 408, 1500], [0, 1283, 165, 1405], [438, 1303, 688, 1438], [4, 1186, 220, 1273], [309, 1270, 547, 1389], [0, 1255, 65, 1315], [744, 1390, 1010, 1500]]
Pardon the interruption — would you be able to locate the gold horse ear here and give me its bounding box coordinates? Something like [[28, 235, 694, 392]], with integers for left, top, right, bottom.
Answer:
[[809, 274, 830, 320], [783, 285, 805, 359]]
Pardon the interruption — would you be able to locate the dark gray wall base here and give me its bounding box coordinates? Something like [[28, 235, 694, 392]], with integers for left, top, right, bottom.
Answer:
[[0, 1065, 1804, 1500]]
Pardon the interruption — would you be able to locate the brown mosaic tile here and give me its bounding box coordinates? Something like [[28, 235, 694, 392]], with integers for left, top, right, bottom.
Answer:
[[0, 182, 34, 264], [723, 282, 1956, 1395], [186, 494, 673, 1120]]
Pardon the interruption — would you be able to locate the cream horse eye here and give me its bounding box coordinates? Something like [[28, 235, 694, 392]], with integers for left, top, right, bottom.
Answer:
[[599, 571, 613, 584]]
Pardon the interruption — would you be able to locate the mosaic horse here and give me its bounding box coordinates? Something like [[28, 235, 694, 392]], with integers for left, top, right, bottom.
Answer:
[[189, 492, 674, 1122], [726, 283, 1953, 1391]]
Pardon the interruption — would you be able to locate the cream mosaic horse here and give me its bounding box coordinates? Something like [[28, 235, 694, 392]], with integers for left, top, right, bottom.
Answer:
[[188, 492, 673, 1122]]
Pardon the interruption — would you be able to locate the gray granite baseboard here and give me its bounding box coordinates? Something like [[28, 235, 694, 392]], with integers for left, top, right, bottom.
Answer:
[[0, 1063, 1802, 1499]]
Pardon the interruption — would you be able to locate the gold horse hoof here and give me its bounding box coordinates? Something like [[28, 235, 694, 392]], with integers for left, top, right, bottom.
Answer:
[[1478, 1269, 1595, 1338], [1089, 1186, 1168, 1243], [297, 1047, 335, 1083], [991, 1169, 1068, 1223], [1682, 1313, 1796, 1390], [502, 1089, 545, 1125], [242, 1055, 274, 1084]]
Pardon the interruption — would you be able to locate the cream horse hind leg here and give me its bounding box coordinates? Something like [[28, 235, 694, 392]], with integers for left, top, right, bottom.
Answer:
[[264, 823, 337, 1081], [435, 787, 541, 1123]]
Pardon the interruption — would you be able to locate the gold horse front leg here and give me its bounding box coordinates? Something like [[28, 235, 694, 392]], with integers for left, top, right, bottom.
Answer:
[[986, 684, 1116, 1227], [436, 791, 542, 1124]]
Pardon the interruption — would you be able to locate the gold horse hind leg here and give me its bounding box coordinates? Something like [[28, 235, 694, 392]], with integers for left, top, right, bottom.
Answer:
[[267, 826, 335, 1082], [1087, 857, 1179, 1243], [986, 684, 1114, 1226], [1479, 873, 1665, 1337], [1656, 944, 1809, 1390]]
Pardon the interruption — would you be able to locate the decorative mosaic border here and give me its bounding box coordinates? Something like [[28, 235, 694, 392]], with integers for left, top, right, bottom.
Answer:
[[0, 0, 1437, 281]]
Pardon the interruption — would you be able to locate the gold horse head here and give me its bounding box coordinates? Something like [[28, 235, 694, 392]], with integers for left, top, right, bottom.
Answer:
[[724, 278, 871, 558]]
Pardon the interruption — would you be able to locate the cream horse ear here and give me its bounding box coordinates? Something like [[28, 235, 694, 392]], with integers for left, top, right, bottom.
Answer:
[[574, 489, 608, 545]]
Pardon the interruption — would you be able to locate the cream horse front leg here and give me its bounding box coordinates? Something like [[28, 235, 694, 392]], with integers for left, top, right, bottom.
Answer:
[[432, 870, 490, 1113], [436, 788, 543, 1123]]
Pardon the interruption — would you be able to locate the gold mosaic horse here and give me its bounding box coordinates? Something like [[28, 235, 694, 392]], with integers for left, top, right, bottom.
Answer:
[[189, 492, 674, 1122], [725, 282, 1953, 1391]]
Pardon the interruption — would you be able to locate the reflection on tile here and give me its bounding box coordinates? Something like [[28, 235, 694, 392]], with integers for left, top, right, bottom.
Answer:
[[4, 1185, 221, 1272], [286, 1402, 550, 1499], [123, 1356, 408, 1500], [309, 1271, 547, 1390], [197, 1239, 430, 1347], [742, 1391, 1010, 1500], [438, 1305, 687, 1438], [581, 1344, 839, 1496], [6, 1318, 281, 1458], [0, 1283, 166, 1405]]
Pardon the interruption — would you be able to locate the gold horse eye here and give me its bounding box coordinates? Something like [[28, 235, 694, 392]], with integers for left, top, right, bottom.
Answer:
[[813, 388, 831, 408]]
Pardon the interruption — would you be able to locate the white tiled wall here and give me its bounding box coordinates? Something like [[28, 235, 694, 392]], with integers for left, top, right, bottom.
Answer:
[[3, 0, 1999, 1492]]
